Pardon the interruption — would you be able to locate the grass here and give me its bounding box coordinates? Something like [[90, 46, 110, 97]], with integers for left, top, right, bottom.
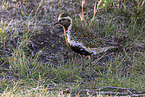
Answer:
[[0, 0, 145, 96]]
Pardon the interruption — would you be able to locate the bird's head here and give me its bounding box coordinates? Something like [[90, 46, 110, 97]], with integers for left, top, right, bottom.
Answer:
[[55, 13, 72, 31]]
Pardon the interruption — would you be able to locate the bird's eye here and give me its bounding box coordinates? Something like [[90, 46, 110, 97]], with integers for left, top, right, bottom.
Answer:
[[62, 19, 66, 21]]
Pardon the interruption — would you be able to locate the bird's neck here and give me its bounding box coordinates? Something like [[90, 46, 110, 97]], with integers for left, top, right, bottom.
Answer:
[[62, 17, 72, 33], [65, 21, 72, 40]]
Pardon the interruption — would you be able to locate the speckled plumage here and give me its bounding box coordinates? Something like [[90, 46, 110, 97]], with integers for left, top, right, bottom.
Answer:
[[56, 13, 122, 56], [69, 24, 105, 48], [55, 13, 122, 77]]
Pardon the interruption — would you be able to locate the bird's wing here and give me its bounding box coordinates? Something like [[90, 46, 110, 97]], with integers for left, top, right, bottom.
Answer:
[[70, 25, 106, 48]]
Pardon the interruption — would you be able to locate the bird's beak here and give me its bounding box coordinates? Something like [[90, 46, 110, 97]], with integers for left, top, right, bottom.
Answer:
[[50, 20, 59, 33], [54, 21, 58, 25], [50, 20, 62, 34], [53, 20, 60, 25]]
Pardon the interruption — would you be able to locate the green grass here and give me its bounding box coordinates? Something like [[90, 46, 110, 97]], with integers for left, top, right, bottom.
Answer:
[[0, 0, 145, 96]]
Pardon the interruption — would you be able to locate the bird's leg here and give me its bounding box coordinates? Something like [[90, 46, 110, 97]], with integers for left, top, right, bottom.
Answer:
[[88, 56, 92, 77], [80, 55, 84, 75]]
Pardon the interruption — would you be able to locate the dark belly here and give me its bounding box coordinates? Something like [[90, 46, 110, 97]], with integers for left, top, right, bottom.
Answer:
[[70, 45, 92, 56]]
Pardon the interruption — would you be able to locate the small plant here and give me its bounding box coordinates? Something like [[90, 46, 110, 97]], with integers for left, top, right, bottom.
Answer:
[[0, 0, 145, 96]]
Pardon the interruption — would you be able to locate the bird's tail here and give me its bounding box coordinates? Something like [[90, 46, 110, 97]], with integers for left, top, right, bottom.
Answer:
[[92, 42, 122, 55], [105, 42, 122, 47]]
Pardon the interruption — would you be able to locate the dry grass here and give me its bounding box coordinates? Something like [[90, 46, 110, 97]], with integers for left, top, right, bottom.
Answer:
[[0, 0, 145, 96]]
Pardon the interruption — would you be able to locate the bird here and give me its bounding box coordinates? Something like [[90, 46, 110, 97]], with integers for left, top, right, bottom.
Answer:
[[54, 13, 122, 77]]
